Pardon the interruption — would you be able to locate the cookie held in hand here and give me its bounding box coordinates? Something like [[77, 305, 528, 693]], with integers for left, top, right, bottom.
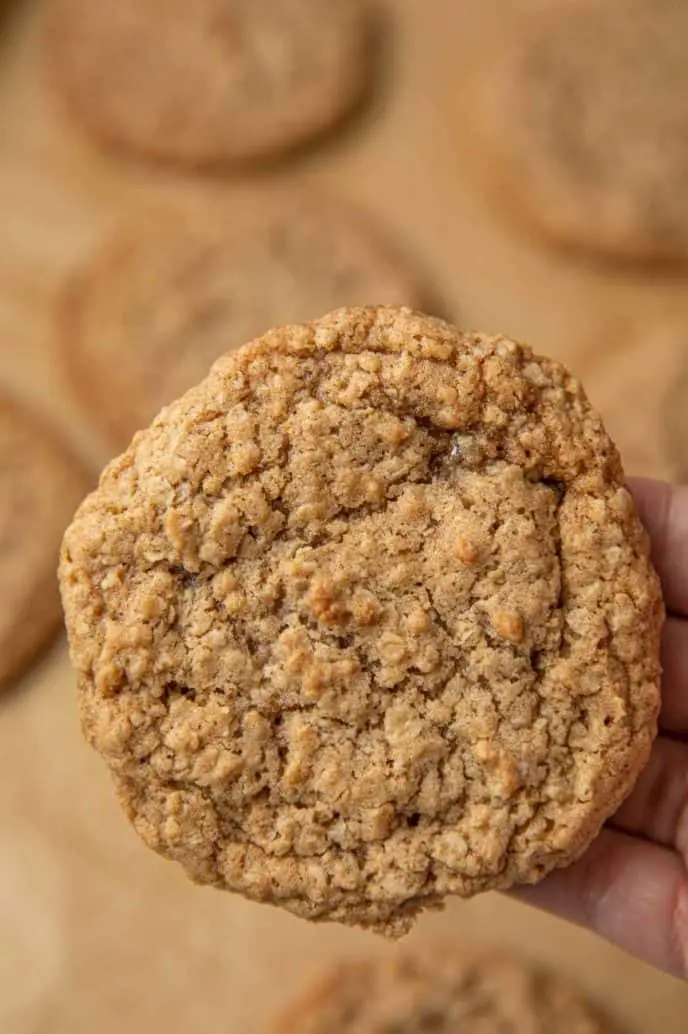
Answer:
[[59, 307, 662, 934]]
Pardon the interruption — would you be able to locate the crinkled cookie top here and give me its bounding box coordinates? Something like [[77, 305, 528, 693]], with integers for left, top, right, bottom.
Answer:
[[60, 307, 662, 934]]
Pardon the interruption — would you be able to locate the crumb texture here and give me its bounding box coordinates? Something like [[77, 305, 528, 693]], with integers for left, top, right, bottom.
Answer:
[[60, 307, 662, 934], [269, 949, 616, 1033], [478, 0, 688, 260], [1, 397, 88, 687], [49, 0, 372, 166], [63, 196, 429, 448]]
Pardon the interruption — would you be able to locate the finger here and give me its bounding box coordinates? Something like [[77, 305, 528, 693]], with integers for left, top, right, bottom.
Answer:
[[628, 478, 688, 618], [612, 737, 688, 858], [512, 829, 688, 980], [660, 616, 688, 735]]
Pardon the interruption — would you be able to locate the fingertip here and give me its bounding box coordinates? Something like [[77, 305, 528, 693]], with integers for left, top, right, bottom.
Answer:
[[510, 830, 688, 980], [671, 876, 688, 981], [628, 478, 688, 616]]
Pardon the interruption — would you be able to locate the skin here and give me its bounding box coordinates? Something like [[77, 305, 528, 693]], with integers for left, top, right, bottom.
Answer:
[[513, 478, 688, 981]]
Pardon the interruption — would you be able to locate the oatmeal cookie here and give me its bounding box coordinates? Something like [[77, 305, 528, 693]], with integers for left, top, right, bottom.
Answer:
[[59, 307, 662, 934], [584, 326, 683, 483], [472, 0, 688, 263], [47, 0, 374, 168], [60, 195, 431, 449], [268, 947, 616, 1033], [665, 356, 688, 483], [1, 396, 88, 688]]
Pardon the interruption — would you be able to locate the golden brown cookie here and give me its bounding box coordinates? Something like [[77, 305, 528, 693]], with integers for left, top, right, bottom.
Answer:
[[268, 948, 616, 1033], [472, 0, 688, 263], [59, 307, 662, 935], [47, 0, 374, 168], [60, 195, 432, 450], [0, 396, 88, 689]]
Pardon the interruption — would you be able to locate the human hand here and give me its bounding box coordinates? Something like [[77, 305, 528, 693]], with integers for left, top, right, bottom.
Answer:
[[513, 478, 688, 980]]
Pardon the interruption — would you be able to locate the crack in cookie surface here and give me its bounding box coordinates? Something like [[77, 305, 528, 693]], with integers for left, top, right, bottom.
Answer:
[[59, 307, 662, 934]]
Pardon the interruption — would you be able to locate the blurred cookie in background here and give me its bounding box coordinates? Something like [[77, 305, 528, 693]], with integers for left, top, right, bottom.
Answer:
[[584, 325, 684, 483], [46, 0, 376, 169], [58, 193, 435, 449], [267, 947, 617, 1033], [0, 396, 89, 690], [470, 0, 688, 264], [665, 356, 688, 483]]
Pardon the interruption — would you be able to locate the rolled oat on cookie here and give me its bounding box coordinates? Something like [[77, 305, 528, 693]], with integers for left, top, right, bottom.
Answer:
[[59, 307, 662, 934]]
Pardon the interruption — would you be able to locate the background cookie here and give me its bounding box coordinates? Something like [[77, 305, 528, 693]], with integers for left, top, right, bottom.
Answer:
[[665, 356, 688, 483], [47, 0, 374, 168], [471, 0, 688, 263], [268, 947, 616, 1033], [0, 396, 88, 688], [584, 325, 685, 483], [59, 307, 662, 935], [60, 194, 432, 449]]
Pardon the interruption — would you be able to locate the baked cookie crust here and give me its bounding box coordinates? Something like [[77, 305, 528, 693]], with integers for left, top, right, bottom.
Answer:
[[60, 307, 662, 934]]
